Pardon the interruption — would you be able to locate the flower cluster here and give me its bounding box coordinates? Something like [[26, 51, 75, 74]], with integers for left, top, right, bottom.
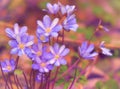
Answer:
[[0, 2, 113, 89]]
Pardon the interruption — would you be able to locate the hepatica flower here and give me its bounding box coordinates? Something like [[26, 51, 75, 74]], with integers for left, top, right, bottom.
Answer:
[[9, 34, 34, 56], [25, 43, 46, 60], [44, 3, 59, 14], [0, 59, 15, 73], [100, 41, 112, 56], [32, 57, 53, 73], [5, 23, 27, 41], [58, 2, 75, 15], [49, 43, 70, 66], [37, 15, 62, 38], [63, 14, 78, 32], [78, 42, 98, 60]]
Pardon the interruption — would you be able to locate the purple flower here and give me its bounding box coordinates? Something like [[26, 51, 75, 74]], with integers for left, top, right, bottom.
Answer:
[[44, 3, 59, 14], [25, 43, 47, 60], [78, 42, 98, 60], [100, 41, 112, 56], [32, 57, 53, 73], [0, 59, 15, 73], [37, 15, 62, 38], [9, 34, 34, 56], [98, 25, 109, 32], [5, 23, 27, 41], [58, 2, 75, 15], [49, 43, 70, 66], [63, 14, 78, 32], [36, 33, 49, 43]]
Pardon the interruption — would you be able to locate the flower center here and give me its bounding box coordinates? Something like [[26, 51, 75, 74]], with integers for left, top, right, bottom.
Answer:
[[40, 63, 46, 67], [55, 55, 60, 60], [36, 51, 42, 56], [98, 25, 103, 29], [7, 65, 12, 71], [46, 28, 51, 33], [19, 43, 25, 49], [40, 35, 45, 41]]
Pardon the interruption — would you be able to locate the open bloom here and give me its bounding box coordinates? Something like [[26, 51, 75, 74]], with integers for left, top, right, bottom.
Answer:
[[5, 23, 27, 41], [32, 57, 53, 73], [44, 3, 59, 14], [37, 15, 62, 38], [49, 43, 70, 66], [78, 42, 98, 60], [0, 59, 15, 73], [25, 43, 47, 60], [100, 41, 112, 56], [36, 33, 49, 43], [9, 34, 34, 56], [63, 14, 78, 32]]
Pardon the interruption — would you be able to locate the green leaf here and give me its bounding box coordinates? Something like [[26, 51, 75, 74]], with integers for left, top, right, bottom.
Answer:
[[79, 75, 87, 84], [14, 69, 23, 75]]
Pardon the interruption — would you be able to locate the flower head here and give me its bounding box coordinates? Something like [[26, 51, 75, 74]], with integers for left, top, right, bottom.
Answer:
[[9, 34, 34, 56], [44, 3, 59, 14], [78, 42, 98, 60], [100, 41, 112, 56], [37, 15, 62, 39], [32, 57, 53, 73], [25, 43, 47, 60], [0, 59, 15, 73], [5, 23, 27, 41], [49, 43, 70, 66], [58, 2, 75, 15], [63, 14, 78, 32]]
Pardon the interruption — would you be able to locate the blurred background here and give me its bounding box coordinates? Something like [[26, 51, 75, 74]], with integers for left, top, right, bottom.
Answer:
[[0, 0, 120, 89]]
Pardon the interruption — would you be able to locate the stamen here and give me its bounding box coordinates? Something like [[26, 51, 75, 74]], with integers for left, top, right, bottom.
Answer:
[[19, 43, 25, 49], [40, 63, 46, 67], [46, 28, 51, 33], [36, 51, 42, 56], [55, 55, 60, 60]]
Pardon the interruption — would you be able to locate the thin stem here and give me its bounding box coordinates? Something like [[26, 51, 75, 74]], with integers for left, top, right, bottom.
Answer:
[[15, 75, 22, 89], [68, 68, 77, 89], [0, 64, 10, 89], [47, 71, 51, 89], [14, 75, 19, 89], [23, 72, 29, 89], [51, 67, 60, 89], [8, 74, 14, 89], [62, 29, 64, 44], [29, 69, 33, 89], [56, 59, 80, 81], [15, 56, 19, 69]]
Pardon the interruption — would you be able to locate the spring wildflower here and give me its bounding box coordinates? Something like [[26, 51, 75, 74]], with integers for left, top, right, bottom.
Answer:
[[5, 23, 27, 41], [44, 3, 59, 14], [100, 41, 112, 56], [63, 14, 78, 32], [58, 2, 75, 15], [9, 34, 34, 56], [37, 15, 62, 38], [49, 43, 70, 66], [0, 59, 15, 73], [32, 57, 53, 73], [78, 42, 98, 60]]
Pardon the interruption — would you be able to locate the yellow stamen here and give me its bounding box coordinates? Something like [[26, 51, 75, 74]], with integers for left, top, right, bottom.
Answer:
[[46, 28, 51, 33], [7, 66, 12, 71], [19, 44, 24, 49], [36, 51, 42, 56], [40, 35, 45, 41], [98, 25, 103, 29], [55, 55, 60, 60], [40, 63, 46, 67]]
